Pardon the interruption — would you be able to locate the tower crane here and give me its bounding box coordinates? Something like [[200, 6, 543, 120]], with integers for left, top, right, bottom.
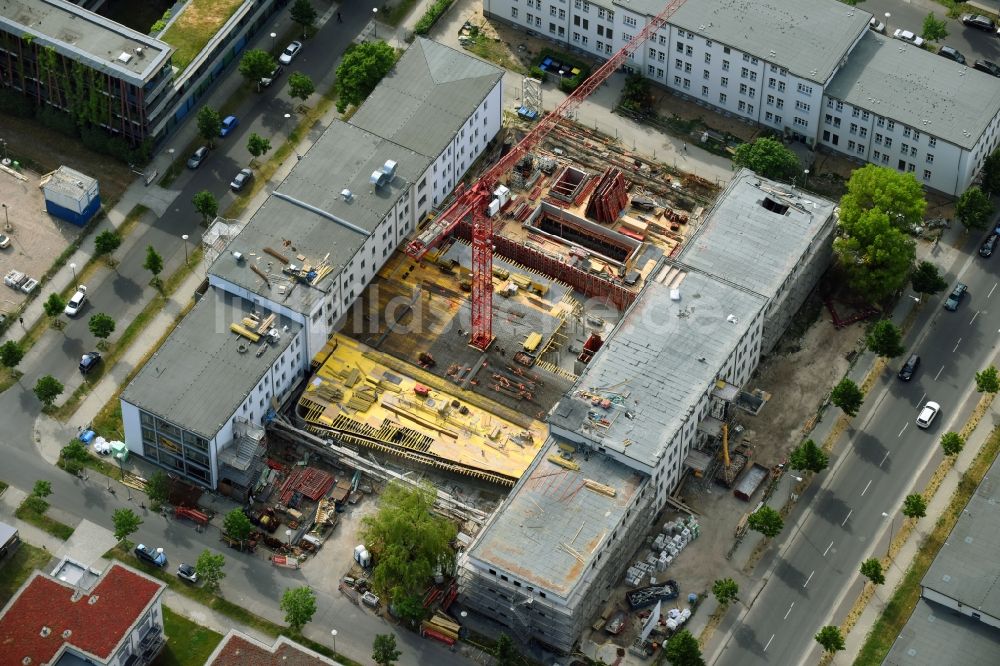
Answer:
[[405, 0, 688, 351]]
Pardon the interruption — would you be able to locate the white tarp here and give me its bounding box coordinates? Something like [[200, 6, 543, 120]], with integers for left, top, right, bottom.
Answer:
[[640, 600, 661, 642]]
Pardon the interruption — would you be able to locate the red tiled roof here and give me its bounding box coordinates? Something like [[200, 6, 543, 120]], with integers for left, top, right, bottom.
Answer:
[[209, 633, 338, 665], [0, 563, 164, 664]]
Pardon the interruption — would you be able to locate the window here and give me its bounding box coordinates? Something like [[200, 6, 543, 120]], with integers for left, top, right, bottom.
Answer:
[[739, 101, 746, 111], [675, 58, 683, 68], [856, 143, 864, 155], [848, 140, 856, 150], [793, 116, 808, 127], [573, 14, 580, 25], [722, 59, 730, 71], [923, 169, 932, 181], [676, 42, 684, 53], [859, 127, 867, 138], [706, 39, 712, 47], [597, 40, 604, 51], [704, 53, 711, 64], [624, 15, 637, 27], [850, 123, 858, 134], [910, 146, 917, 157], [658, 67, 665, 78], [703, 69, 710, 79], [825, 114, 833, 125], [874, 133, 883, 144], [778, 81, 786, 92], [683, 77, 690, 89], [881, 153, 889, 164], [684, 62, 691, 73], [747, 103, 754, 114], [852, 108, 860, 118], [741, 66, 749, 78], [768, 77, 776, 89], [795, 100, 810, 111], [549, 22, 556, 33], [702, 85, 709, 96], [650, 48, 657, 59], [648, 65, 655, 75], [721, 76, 728, 87], [776, 98, 784, 108], [740, 83, 748, 94], [887, 120, 895, 130], [511, 7, 518, 17], [550, 6, 556, 15], [913, 130, 920, 141], [765, 111, 774, 121], [719, 93, 727, 103], [775, 115, 782, 125], [581, 34, 587, 44], [674, 75, 682, 85], [883, 137, 891, 148], [743, 53, 750, 62], [559, 9, 565, 19], [929, 137, 936, 147], [686, 45, 693, 56], [926, 153, 934, 163], [836, 101, 844, 111], [901, 142, 909, 153], [797, 83, 813, 95], [572, 31, 579, 41], [873, 150, 881, 160], [724, 46, 730, 54], [767, 94, 775, 106], [749, 87, 756, 97]]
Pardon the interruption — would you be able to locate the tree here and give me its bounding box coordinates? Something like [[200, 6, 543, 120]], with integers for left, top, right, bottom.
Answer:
[[336, 41, 396, 113], [32, 480, 52, 499], [43, 292, 67, 328], [789, 439, 829, 474], [956, 187, 994, 230], [815, 626, 845, 654], [372, 634, 402, 666], [145, 471, 170, 510], [360, 482, 457, 617], [290, 0, 318, 37], [866, 320, 904, 359], [196, 106, 222, 145], [833, 208, 915, 300], [247, 133, 272, 161], [860, 557, 885, 585], [195, 549, 227, 593], [902, 493, 927, 520], [830, 378, 864, 417], [982, 149, 1000, 196], [94, 230, 122, 265], [288, 71, 315, 102], [941, 431, 964, 456], [747, 506, 784, 539], [0, 340, 25, 375], [839, 165, 927, 232], [22, 494, 48, 515], [223, 508, 255, 543], [921, 13, 948, 42], [493, 633, 519, 666], [976, 365, 1000, 394], [280, 586, 317, 632], [192, 190, 218, 223], [712, 578, 740, 606], [731, 137, 800, 181], [88, 313, 116, 349], [144, 245, 163, 287], [33, 375, 64, 408], [911, 260, 948, 297], [664, 629, 705, 666], [112, 507, 142, 546], [239, 49, 277, 85]]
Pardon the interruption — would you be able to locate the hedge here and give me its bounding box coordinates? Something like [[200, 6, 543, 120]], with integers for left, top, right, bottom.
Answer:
[[414, 0, 455, 36]]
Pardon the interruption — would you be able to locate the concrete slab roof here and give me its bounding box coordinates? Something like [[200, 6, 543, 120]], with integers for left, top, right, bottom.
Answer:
[[0, 0, 173, 84], [207, 120, 430, 315], [826, 32, 1000, 150], [350, 37, 503, 160], [921, 450, 1000, 619], [467, 436, 647, 598], [884, 599, 1000, 665], [121, 289, 300, 439], [548, 269, 767, 470], [623, 0, 870, 83], [679, 169, 837, 300]]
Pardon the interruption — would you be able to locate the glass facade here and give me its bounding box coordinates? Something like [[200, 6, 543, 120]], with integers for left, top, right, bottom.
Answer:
[[139, 411, 212, 484]]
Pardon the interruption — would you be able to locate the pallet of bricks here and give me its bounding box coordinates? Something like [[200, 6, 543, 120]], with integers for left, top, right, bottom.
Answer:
[[624, 515, 700, 585]]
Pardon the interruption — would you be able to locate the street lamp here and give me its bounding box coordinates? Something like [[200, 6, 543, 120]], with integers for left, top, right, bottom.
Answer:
[[330, 629, 337, 652], [803, 169, 810, 188], [182, 234, 189, 264], [372, 7, 378, 37], [270, 32, 277, 54], [1, 202, 9, 231], [881, 511, 895, 557], [69, 262, 77, 281], [285, 528, 292, 545]]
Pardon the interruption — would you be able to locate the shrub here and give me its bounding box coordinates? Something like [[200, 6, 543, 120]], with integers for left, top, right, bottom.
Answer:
[[414, 0, 455, 35], [529, 66, 548, 82]]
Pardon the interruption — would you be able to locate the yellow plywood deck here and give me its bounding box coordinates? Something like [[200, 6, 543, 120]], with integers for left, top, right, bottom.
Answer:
[[300, 335, 547, 482]]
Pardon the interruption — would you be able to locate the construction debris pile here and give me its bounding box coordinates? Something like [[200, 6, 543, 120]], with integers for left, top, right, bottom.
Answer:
[[624, 516, 700, 586]]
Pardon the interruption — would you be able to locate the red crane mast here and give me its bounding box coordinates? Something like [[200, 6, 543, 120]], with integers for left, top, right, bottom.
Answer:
[[405, 0, 687, 350]]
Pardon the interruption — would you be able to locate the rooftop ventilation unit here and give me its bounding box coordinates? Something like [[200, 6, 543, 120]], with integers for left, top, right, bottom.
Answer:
[[670, 288, 681, 301], [117, 52, 132, 64], [382, 159, 398, 179], [341, 189, 353, 201], [370, 170, 389, 188], [134, 47, 143, 57]]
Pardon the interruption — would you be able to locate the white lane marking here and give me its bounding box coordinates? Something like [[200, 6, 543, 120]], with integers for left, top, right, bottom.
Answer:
[[842, 509, 853, 526], [880, 450, 890, 467], [823, 541, 834, 557], [990, 282, 997, 298], [784, 603, 795, 620], [898, 423, 908, 438], [971, 311, 980, 325], [919, 392, 926, 406], [953, 338, 962, 353], [861, 479, 872, 496], [935, 366, 944, 381], [764, 634, 775, 652], [804, 571, 815, 588]]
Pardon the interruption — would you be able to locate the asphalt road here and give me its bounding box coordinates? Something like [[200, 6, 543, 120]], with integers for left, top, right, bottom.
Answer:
[[879, 0, 1000, 64], [712, 226, 1000, 665]]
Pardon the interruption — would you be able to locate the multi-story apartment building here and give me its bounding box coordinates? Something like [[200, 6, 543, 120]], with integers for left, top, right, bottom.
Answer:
[[488, 0, 1000, 195]]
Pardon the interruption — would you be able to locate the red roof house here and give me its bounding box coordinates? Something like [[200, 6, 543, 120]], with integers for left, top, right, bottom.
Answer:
[[206, 630, 341, 665]]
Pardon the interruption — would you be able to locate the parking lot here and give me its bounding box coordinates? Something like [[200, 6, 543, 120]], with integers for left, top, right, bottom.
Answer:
[[879, 0, 1000, 65]]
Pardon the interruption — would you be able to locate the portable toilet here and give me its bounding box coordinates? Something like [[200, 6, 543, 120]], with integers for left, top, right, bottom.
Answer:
[[41, 166, 100, 226]]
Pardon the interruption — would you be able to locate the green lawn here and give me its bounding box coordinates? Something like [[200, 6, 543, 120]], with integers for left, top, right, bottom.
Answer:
[[0, 543, 53, 606], [159, 606, 223, 665], [15, 500, 75, 540], [161, 0, 245, 73]]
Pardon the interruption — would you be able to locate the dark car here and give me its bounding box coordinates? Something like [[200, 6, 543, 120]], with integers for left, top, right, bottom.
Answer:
[[898, 353, 920, 381], [259, 64, 283, 89], [944, 282, 968, 311], [980, 233, 999, 257], [962, 14, 996, 32], [974, 60, 1000, 78], [230, 168, 253, 192], [938, 46, 967, 65], [186, 146, 209, 169], [79, 351, 102, 375], [134, 544, 167, 567]]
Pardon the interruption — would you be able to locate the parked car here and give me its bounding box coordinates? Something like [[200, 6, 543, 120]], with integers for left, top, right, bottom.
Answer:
[[893, 29, 925, 47], [186, 146, 209, 169], [0, 233, 9, 249], [134, 544, 167, 567], [944, 282, 968, 311], [79, 351, 102, 375], [230, 168, 253, 192], [278, 40, 302, 65], [974, 60, 1000, 77], [64, 285, 87, 316], [220, 115, 239, 137], [962, 14, 996, 32], [868, 18, 885, 34], [980, 233, 999, 257], [938, 46, 967, 65], [259, 64, 283, 89], [916, 401, 940, 429], [898, 353, 920, 382], [177, 563, 199, 583]]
